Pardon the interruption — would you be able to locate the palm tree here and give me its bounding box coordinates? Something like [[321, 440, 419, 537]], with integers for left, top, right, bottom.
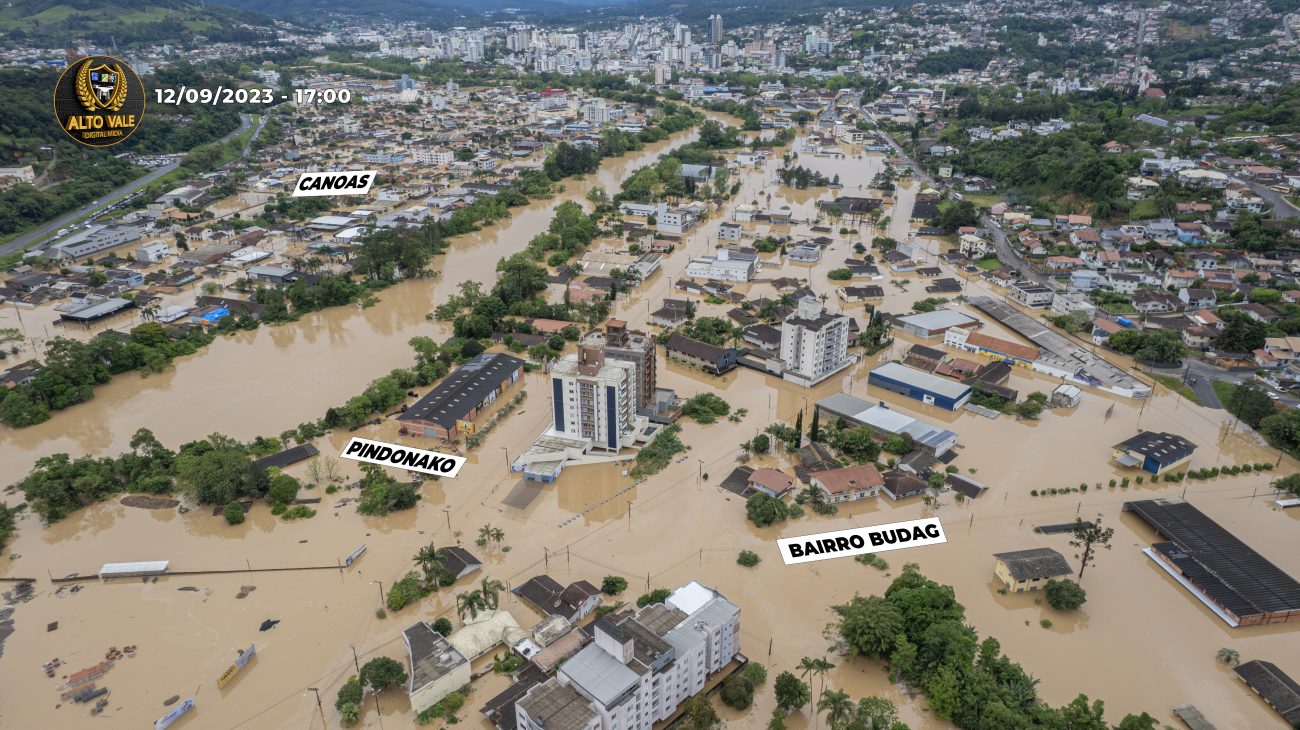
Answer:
[[478, 524, 496, 550], [817, 690, 853, 730], [798, 656, 817, 682], [490, 527, 505, 548], [1216, 647, 1240, 667], [480, 578, 505, 610], [809, 657, 836, 726], [413, 545, 447, 590], [456, 590, 486, 622]]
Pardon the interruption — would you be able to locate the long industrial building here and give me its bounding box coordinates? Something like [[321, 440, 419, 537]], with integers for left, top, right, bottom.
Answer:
[[1124, 498, 1300, 627], [815, 392, 958, 456], [868, 361, 972, 411]]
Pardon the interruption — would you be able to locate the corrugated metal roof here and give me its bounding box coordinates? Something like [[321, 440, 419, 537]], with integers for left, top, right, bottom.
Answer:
[[99, 560, 169, 577]]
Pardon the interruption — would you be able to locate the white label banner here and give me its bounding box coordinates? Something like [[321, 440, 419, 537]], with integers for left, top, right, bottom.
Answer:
[[777, 517, 947, 565], [292, 170, 376, 197], [341, 437, 466, 478]]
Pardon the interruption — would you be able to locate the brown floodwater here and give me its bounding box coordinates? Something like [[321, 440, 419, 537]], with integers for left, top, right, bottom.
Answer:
[[2, 127, 1298, 730]]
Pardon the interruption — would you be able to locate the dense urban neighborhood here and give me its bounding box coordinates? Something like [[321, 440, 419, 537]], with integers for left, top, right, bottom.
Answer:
[[2, 1, 1300, 729]]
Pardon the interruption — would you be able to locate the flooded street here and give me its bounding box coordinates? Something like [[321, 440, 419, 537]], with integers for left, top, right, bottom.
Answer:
[[2, 127, 1298, 730]]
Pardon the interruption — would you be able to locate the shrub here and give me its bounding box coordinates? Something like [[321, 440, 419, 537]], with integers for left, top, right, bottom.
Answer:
[[386, 571, 427, 612], [223, 502, 245, 525], [1135, 476, 1144, 484], [1030, 489, 1038, 496], [281, 505, 316, 520], [1109, 479, 1116, 487], [432, 618, 453, 635], [737, 550, 761, 567], [1040, 618, 1053, 629], [601, 576, 628, 595], [636, 588, 671, 607], [742, 662, 768, 686]]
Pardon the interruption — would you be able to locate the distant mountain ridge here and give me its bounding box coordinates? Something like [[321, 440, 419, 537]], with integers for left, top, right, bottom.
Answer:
[[0, 0, 283, 48]]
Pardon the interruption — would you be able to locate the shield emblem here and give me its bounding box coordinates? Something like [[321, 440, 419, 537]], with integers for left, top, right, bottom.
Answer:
[[77, 62, 127, 111]]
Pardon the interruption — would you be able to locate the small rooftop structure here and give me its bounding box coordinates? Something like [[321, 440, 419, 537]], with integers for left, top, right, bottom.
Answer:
[[404, 622, 471, 714], [992, 548, 1072, 591], [99, 561, 169, 580], [1233, 660, 1300, 726], [1112, 431, 1196, 475]]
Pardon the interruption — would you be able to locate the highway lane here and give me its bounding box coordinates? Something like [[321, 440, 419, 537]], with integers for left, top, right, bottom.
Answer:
[[0, 113, 255, 257]]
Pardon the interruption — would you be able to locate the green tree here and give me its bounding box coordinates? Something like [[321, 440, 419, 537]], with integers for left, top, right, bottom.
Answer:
[[223, 501, 245, 525], [1044, 579, 1087, 610], [359, 656, 408, 692], [737, 550, 761, 567], [456, 590, 486, 622], [266, 472, 300, 506], [602, 575, 629, 595], [413, 545, 448, 589], [774, 671, 811, 712], [1226, 382, 1276, 428], [1272, 473, 1300, 497], [818, 689, 854, 729], [746, 492, 789, 527], [836, 595, 903, 658], [682, 694, 720, 729], [720, 674, 756, 709], [1069, 516, 1114, 581], [335, 675, 363, 726]]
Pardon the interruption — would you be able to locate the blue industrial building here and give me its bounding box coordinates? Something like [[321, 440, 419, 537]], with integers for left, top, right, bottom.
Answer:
[[868, 362, 972, 411]]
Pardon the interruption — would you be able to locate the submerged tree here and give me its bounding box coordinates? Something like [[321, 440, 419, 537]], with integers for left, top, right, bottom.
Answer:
[[1069, 515, 1115, 581]]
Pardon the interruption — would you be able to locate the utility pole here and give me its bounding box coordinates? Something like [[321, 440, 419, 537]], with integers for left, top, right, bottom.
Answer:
[[373, 580, 384, 607], [307, 688, 327, 728], [350, 644, 361, 673], [544, 547, 549, 571]]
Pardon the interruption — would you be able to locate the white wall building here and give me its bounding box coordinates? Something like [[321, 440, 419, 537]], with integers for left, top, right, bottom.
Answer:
[[683, 248, 754, 282], [414, 147, 454, 166], [550, 345, 639, 451], [780, 297, 853, 387], [515, 581, 740, 730]]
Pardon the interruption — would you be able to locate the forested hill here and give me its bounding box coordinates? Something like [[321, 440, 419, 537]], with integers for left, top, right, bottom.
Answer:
[[0, 0, 281, 48]]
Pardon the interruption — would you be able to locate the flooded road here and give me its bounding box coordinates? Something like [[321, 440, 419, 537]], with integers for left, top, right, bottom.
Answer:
[[2, 127, 1298, 730]]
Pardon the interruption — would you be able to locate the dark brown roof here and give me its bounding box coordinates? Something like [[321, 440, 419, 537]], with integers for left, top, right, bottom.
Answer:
[[992, 548, 1073, 581], [1234, 660, 1300, 725]]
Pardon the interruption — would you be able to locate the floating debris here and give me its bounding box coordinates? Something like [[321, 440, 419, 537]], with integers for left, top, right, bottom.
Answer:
[[120, 495, 180, 510], [177, 587, 199, 592], [258, 619, 279, 632], [47, 621, 58, 632], [163, 695, 179, 707]]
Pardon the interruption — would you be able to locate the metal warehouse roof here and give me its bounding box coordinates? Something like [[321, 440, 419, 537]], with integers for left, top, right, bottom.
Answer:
[[895, 309, 977, 331], [1113, 431, 1196, 465], [398, 353, 524, 429], [1124, 498, 1300, 617], [817, 393, 957, 452], [870, 361, 972, 400]]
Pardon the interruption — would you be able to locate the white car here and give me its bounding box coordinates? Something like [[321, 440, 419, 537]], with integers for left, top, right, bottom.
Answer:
[[1268, 392, 1280, 400]]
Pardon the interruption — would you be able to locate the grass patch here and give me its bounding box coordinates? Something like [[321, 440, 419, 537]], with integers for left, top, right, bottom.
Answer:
[[976, 257, 1003, 271], [1128, 199, 1159, 221], [1212, 380, 1241, 406], [1152, 374, 1200, 405], [962, 193, 1002, 208]]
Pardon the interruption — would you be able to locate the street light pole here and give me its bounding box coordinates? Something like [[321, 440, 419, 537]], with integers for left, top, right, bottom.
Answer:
[[372, 580, 384, 607]]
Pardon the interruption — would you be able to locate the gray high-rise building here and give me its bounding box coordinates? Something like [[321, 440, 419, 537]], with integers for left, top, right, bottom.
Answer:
[[707, 14, 723, 46]]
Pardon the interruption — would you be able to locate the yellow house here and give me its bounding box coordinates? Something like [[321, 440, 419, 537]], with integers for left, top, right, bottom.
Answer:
[[992, 548, 1073, 592], [404, 622, 470, 714]]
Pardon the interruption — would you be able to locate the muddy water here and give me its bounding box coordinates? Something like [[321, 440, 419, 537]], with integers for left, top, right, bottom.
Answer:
[[2, 129, 1298, 730], [0, 121, 717, 478]]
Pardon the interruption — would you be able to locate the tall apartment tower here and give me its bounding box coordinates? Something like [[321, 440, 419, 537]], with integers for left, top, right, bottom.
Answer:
[[707, 14, 723, 46], [580, 319, 656, 413], [550, 344, 639, 451], [780, 296, 853, 387]]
